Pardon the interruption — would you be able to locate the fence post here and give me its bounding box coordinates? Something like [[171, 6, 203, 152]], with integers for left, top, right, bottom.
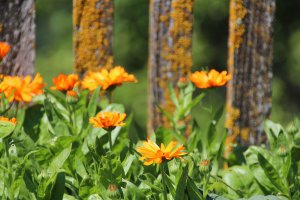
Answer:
[[226, 0, 276, 146], [0, 0, 35, 76], [73, 0, 114, 73], [148, 0, 194, 134]]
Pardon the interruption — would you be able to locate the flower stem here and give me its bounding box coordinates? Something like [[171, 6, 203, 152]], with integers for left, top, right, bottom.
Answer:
[[4, 138, 14, 200], [108, 131, 113, 151], [160, 163, 168, 200]]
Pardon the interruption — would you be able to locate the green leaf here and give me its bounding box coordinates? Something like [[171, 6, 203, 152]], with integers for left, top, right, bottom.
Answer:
[[162, 169, 176, 196], [123, 180, 147, 199], [122, 154, 135, 176], [168, 82, 179, 108], [222, 166, 261, 198], [87, 86, 101, 117], [175, 165, 189, 200], [257, 153, 289, 195], [138, 174, 163, 193], [187, 177, 203, 200], [47, 144, 72, 175], [45, 88, 67, 107], [23, 104, 44, 141], [51, 172, 65, 200], [0, 119, 16, 139], [264, 120, 284, 150], [104, 103, 125, 113], [207, 105, 224, 146], [99, 153, 125, 187], [244, 146, 281, 193], [182, 93, 205, 116]]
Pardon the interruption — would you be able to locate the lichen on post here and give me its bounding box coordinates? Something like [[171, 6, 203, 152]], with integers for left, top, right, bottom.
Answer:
[[73, 0, 114, 73], [226, 0, 276, 147], [148, 0, 194, 135], [0, 0, 35, 76]]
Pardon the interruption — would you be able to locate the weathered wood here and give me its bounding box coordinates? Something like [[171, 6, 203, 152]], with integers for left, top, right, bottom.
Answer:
[[0, 0, 35, 76], [73, 0, 114, 73], [148, 0, 194, 134], [226, 0, 275, 146]]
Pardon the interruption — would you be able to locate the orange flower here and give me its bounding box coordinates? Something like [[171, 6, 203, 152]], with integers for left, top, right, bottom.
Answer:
[[51, 74, 79, 91], [66, 90, 78, 104], [189, 69, 231, 88], [137, 140, 187, 166], [0, 116, 16, 125], [0, 42, 10, 59], [89, 111, 126, 130], [208, 69, 232, 87], [82, 66, 137, 91], [0, 73, 44, 102], [66, 90, 77, 97]]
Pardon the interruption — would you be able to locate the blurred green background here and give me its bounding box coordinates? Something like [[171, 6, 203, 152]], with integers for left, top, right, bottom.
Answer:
[[36, 0, 300, 134]]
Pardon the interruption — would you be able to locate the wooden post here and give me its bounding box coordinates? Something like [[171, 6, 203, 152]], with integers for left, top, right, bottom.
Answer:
[[0, 0, 35, 76], [73, 0, 114, 73], [226, 0, 275, 146], [148, 0, 194, 134]]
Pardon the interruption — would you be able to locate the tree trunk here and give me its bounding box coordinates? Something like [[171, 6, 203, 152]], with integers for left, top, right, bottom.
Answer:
[[0, 0, 35, 76], [148, 0, 194, 134], [73, 0, 114, 74], [226, 0, 275, 146]]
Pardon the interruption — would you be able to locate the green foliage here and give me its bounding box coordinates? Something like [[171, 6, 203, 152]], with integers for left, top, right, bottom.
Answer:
[[0, 73, 299, 200]]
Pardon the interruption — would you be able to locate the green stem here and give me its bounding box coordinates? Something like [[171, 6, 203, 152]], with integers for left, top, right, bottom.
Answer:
[[108, 130, 113, 185], [4, 138, 14, 200], [160, 163, 168, 200], [202, 175, 207, 198], [108, 131, 113, 151]]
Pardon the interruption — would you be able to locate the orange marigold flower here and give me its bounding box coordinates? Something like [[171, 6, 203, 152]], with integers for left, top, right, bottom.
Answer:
[[0, 116, 16, 125], [82, 66, 137, 91], [189, 69, 231, 89], [51, 74, 79, 91], [137, 140, 187, 166], [0, 73, 44, 102], [89, 111, 126, 130], [0, 42, 10, 59]]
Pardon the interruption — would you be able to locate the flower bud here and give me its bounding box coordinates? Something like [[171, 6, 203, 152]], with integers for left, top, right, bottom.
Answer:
[[178, 77, 188, 88], [286, 123, 298, 135], [66, 90, 78, 104], [277, 144, 288, 157], [199, 159, 211, 174], [107, 184, 120, 199], [169, 161, 179, 174]]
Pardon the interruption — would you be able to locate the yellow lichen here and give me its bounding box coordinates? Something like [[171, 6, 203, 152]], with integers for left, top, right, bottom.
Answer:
[[73, 0, 114, 73], [224, 105, 240, 160], [228, 0, 247, 69], [240, 127, 250, 142], [157, 0, 194, 127]]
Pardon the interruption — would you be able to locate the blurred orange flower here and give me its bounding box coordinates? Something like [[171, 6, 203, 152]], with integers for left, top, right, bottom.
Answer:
[[0, 42, 10, 59], [137, 140, 187, 166], [189, 69, 231, 88], [0, 73, 44, 102], [66, 90, 77, 97], [51, 74, 79, 91], [89, 111, 126, 130], [0, 116, 16, 125], [82, 66, 137, 91]]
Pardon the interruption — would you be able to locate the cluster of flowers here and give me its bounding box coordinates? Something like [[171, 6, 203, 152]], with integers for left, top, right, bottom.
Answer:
[[0, 41, 231, 167]]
